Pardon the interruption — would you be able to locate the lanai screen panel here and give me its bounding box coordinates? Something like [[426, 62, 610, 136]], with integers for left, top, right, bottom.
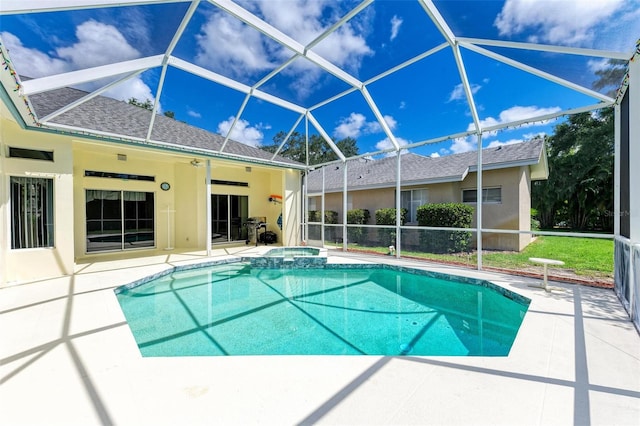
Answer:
[[0, 0, 637, 165]]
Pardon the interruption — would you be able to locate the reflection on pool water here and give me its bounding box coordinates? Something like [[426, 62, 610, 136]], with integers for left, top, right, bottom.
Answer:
[[115, 262, 530, 357]]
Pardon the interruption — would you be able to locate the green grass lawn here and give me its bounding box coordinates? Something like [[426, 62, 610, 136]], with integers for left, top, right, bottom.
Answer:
[[482, 236, 614, 277], [331, 235, 614, 279]]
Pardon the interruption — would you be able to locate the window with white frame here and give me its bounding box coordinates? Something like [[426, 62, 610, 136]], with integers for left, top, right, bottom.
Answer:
[[462, 187, 502, 203], [308, 197, 317, 212], [401, 189, 428, 223], [10, 176, 54, 249]]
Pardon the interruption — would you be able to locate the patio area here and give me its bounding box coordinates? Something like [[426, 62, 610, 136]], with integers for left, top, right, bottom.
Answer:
[[1, 248, 638, 425]]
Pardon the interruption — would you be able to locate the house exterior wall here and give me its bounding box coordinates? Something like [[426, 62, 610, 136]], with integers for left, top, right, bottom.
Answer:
[[309, 167, 533, 252], [461, 167, 532, 251], [0, 118, 75, 283], [0, 113, 301, 285]]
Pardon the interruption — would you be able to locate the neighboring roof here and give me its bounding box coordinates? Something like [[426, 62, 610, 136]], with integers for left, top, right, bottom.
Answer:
[[307, 139, 547, 193], [26, 85, 302, 168]]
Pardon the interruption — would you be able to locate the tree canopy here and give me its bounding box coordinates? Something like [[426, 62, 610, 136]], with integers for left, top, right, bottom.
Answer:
[[260, 131, 359, 165], [127, 98, 176, 119], [532, 107, 614, 231]]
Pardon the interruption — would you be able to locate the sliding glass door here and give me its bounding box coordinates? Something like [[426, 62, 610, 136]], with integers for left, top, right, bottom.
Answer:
[[86, 190, 154, 252], [211, 194, 248, 243]]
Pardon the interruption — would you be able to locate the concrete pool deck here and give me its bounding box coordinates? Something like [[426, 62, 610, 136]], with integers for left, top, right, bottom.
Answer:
[[1, 246, 639, 425]]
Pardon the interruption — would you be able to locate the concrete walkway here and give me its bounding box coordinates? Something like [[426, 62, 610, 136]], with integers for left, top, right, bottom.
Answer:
[[1, 247, 639, 425]]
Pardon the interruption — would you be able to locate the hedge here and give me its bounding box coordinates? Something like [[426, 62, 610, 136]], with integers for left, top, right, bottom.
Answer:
[[375, 207, 407, 246], [416, 203, 473, 253], [347, 208, 370, 243]]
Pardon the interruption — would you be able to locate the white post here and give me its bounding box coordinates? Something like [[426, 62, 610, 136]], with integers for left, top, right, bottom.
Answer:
[[476, 133, 483, 270], [627, 54, 640, 319], [343, 161, 348, 251], [629, 53, 640, 244], [614, 104, 621, 238], [321, 166, 325, 244], [163, 204, 175, 250], [395, 151, 402, 258], [206, 159, 212, 257]]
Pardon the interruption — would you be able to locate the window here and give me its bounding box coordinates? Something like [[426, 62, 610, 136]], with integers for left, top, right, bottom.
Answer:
[[10, 177, 54, 249], [211, 179, 249, 187], [462, 187, 502, 203], [86, 190, 154, 252], [308, 197, 317, 212], [9, 147, 54, 161], [401, 189, 428, 223], [84, 170, 155, 181]]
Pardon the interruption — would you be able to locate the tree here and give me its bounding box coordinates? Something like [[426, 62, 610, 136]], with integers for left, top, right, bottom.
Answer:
[[127, 97, 153, 111], [532, 108, 614, 231], [592, 59, 627, 98], [163, 111, 175, 119], [261, 131, 359, 164]]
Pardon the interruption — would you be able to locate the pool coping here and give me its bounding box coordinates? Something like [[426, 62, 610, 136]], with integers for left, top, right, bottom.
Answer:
[[114, 256, 530, 307]]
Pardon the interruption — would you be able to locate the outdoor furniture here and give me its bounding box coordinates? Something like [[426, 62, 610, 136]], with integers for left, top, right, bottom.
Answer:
[[529, 257, 565, 292]]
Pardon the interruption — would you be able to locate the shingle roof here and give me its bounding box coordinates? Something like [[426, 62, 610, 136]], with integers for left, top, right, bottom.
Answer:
[[307, 139, 545, 193], [28, 85, 302, 167]]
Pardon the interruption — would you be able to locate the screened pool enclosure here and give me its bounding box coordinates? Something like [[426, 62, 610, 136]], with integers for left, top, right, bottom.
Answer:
[[0, 1, 638, 328]]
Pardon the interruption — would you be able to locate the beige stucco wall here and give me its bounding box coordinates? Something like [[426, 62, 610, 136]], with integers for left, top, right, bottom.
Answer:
[[309, 166, 533, 251], [1, 118, 75, 284], [1, 109, 301, 284], [461, 167, 532, 251]]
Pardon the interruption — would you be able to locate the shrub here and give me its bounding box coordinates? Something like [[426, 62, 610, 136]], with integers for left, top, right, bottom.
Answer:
[[347, 209, 370, 243], [416, 203, 473, 253], [308, 210, 320, 222], [375, 207, 407, 246], [324, 210, 339, 242], [324, 210, 338, 224], [307, 210, 339, 242]]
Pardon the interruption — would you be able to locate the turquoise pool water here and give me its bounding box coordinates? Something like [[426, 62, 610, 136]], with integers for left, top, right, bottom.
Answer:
[[116, 263, 529, 357]]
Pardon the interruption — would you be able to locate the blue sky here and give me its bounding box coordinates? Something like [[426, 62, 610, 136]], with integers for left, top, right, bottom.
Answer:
[[1, 0, 638, 161]]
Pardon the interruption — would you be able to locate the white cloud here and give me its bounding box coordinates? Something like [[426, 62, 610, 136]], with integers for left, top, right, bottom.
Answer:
[[56, 20, 140, 69], [522, 131, 547, 140], [195, 12, 277, 78], [487, 138, 523, 148], [430, 152, 440, 158], [2, 21, 155, 106], [1, 32, 69, 77], [494, 0, 625, 46], [470, 105, 562, 133], [390, 15, 403, 41], [187, 109, 202, 119], [104, 79, 157, 108], [375, 136, 410, 155], [449, 137, 476, 154], [333, 113, 397, 139], [217, 116, 264, 147], [448, 83, 481, 102], [195, 1, 373, 99], [449, 106, 557, 154]]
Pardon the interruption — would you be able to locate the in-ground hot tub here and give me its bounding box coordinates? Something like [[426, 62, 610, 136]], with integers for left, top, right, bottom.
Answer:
[[248, 246, 327, 268]]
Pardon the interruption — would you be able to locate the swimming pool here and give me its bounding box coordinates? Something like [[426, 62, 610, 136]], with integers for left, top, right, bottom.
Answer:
[[115, 262, 529, 357]]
